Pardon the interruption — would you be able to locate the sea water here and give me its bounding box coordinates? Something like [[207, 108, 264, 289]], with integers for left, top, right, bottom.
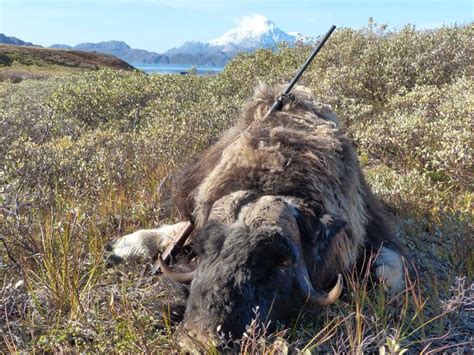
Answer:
[[132, 63, 224, 75]]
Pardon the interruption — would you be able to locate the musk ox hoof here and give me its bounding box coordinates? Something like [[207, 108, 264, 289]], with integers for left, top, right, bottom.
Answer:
[[374, 246, 405, 295], [107, 222, 190, 264]]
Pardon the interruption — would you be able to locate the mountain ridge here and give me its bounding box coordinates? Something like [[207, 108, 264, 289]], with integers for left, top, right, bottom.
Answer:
[[0, 33, 36, 47], [2, 15, 305, 66]]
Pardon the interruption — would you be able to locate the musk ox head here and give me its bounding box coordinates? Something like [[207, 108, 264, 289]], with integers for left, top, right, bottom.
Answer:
[[162, 192, 345, 349]]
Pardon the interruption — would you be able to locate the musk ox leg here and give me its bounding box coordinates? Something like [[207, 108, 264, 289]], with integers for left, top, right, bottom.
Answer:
[[107, 221, 190, 265], [374, 246, 405, 294]]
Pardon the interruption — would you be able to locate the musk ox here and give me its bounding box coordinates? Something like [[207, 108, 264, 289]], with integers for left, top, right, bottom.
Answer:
[[109, 84, 405, 349]]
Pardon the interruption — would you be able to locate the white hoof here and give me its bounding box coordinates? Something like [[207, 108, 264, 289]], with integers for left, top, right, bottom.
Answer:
[[109, 221, 189, 263], [374, 246, 405, 294]]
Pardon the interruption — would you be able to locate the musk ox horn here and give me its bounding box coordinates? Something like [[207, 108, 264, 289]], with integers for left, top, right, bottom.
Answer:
[[297, 268, 343, 306], [158, 255, 196, 283]]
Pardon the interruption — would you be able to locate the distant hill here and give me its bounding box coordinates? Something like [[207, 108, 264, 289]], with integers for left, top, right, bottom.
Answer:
[[50, 44, 72, 50], [55, 40, 170, 64], [0, 44, 135, 82], [0, 33, 36, 47], [163, 41, 229, 66]]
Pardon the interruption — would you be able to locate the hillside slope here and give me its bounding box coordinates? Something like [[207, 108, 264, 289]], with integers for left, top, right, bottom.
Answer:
[[0, 44, 135, 82]]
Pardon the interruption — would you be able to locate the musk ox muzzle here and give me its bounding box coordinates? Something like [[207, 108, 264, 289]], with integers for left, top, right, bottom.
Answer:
[[160, 193, 343, 348]]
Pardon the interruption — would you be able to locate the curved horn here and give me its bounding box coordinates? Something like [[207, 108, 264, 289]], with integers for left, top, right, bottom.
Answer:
[[158, 255, 196, 283], [297, 268, 343, 306]]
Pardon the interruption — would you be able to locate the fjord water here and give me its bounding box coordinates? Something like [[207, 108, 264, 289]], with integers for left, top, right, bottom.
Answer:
[[133, 63, 224, 75]]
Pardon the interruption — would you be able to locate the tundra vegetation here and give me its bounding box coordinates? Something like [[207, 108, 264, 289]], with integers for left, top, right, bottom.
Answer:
[[1, 22, 473, 353]]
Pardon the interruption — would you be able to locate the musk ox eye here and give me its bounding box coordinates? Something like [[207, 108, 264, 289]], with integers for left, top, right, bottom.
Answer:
[[275, 254, 295, 269], [248, 251, 294, 281]]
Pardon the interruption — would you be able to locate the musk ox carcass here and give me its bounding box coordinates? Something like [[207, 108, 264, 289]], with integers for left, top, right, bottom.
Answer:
[[109, 84, 405, 349]]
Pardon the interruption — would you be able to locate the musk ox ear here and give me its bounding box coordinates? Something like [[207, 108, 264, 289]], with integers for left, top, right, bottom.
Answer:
[[294, 209, 347, 246], [304, 214, 347, 264], [305, 214, 347, 250], [318, 214, 347, 241]]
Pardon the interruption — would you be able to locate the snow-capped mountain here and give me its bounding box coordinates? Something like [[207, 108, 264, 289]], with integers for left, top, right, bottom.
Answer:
[[209, 14, 298, 53], [164, 15, 304, 65]]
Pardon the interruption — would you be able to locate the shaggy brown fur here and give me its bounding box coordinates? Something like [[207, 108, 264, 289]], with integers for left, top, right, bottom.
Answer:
[[172, 84, 402, 287]]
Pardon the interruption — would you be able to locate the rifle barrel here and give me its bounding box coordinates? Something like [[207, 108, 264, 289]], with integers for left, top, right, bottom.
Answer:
[[285, 24, 336, 95]]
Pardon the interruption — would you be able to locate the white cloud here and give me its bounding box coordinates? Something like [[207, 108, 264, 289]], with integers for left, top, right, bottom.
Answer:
[[234, 14, 269, 29]]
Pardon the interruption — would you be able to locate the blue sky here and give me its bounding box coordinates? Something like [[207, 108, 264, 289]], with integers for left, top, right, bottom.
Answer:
[[0, 0, 472, 52]]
